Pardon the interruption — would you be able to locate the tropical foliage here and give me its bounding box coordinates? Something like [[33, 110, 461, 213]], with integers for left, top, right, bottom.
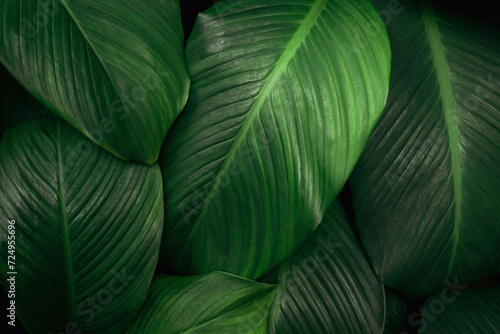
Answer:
[[1, 0, 498, 333]]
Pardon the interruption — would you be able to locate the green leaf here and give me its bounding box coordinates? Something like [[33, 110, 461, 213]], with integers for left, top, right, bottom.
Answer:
[[0, 0, 190, 164], [349, 0, 500, 297], [0, 117, 163, 333], [125, 272, 278, 334], [127, 201, 384, 334], [159, 0, 391, 279], [419, 285, 500, 333], [268, 201, 385, 334]]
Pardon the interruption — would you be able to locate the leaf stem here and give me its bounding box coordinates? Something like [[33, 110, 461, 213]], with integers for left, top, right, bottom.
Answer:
[[56, 120, 77, 320]]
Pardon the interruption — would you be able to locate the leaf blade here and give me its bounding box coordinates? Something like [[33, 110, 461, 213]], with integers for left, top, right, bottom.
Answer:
[[268, 201, 385, 334], [350, 0, 500, 297], [0, 0, 190, 163], [0, 116, 163, 333], [128, 201, 384, 334], [125, 272, 278, 334], [160, 0, 391, 280]]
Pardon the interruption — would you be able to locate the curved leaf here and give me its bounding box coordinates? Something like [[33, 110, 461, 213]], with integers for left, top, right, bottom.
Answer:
[[349, 0, 500, 297], [0, 117, 163, 333], [0, 0, 190, 163], [127, 201, 384, 334], [268, 201, 385, 334], [419, 285, 500, 333], [125, 272, 278, 334], [159, 0, 391, 279]]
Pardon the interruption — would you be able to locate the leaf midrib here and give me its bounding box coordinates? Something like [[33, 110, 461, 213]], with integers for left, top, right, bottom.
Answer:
[[56, 120, 76, 320], [56, 0, 128, 160], [189, 0, 329, 232], [421, 1, 462, 275]]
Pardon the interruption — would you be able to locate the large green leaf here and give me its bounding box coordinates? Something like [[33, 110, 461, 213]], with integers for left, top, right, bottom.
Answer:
[[125, 272, 278, 333], [268, 201, 385, 334], [0, 0, 189, 164], [419, 284, 500, 333], [159, 0, 391, 279], [349, 0, 500, 298], [0, 117, 163, 333], [127, 201, 385, 333]]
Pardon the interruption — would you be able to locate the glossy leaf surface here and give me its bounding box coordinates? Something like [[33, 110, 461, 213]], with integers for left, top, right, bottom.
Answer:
[[0, 0, 190, 163], [350, 0, 500, 297], [0, 117, 163, 333], [268, 201, 385, 334], [160, 0, 391, 279]]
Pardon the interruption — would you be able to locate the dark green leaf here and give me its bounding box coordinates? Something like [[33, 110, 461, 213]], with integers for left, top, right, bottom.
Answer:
[[0, 117, 163, 333], [0, 0, 190, 163], [350, 0, 500, 297], [268, 201, 385, 334], [159, 0, 391, 279]]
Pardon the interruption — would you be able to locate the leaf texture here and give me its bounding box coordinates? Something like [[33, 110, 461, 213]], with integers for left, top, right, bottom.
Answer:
[[0, 0, 190, 163], [127, 201, 384, 334], [268, 201, 385, 334], [349, 0, 500, 297], [125, 272, 278, 334], [0, 117, 163, 333], [159, 0, 391, 279]]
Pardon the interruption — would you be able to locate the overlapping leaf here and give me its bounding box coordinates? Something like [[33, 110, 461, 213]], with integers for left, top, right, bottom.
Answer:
[[125, 272, 278, 333], [159, 0, 391, 279], [0, 0, 190, 163], [350, 0, 500, 297], [130, 201, 384, 333], [268, 201, 385, 334], [0, 117, 163, 333]]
